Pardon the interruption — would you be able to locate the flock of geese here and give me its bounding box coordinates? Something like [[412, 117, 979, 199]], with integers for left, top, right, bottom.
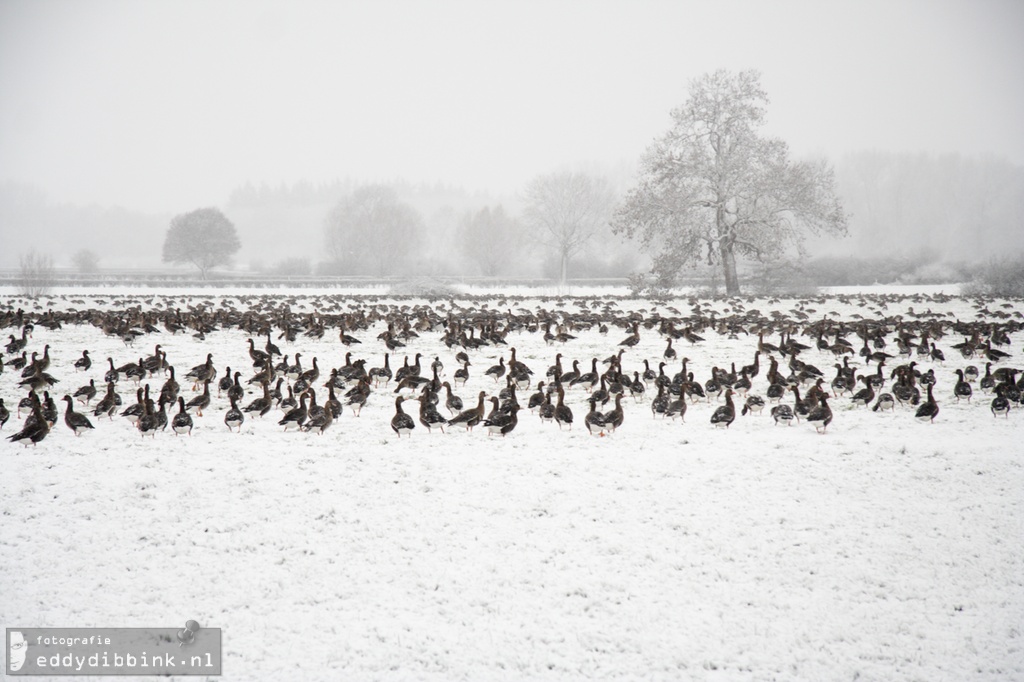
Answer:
[[1, 291, 1021, 446]]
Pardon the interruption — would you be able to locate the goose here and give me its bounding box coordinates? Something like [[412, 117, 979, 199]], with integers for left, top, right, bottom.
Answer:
[[560, 360, 581, 385], [807, 394, 833, 434], [573, 358, 600, 392], [279, 386, 298, 414], [302, 395, 334, 435], [591, 376, 610, 406], [74, 350, 92, 372], [651, 384, 668, 418], [850, 376, 875, 407], [417, 394, 448, 433], [338, 323, 361, 346], [872, 393, 895, 412], [41, 392, 58, 427], [766, 381, 786, 403], [227, 372, 245, 403], [585, 398, 608, 435], [74, 379, 98, 405], [685, 373, 707, 403], [138, 398, 159, 438], [5, 332, 28, 355], [453, 361, 470, 387], [710, 389, 736, 428], [390, 396, 415, 437], [7, 394, 49, 446], [953, 369, 972, 403], [554, 385, 573, 430], [285, 353, 304, 382], [154, 397, 169, 431], [603, 394, 624, 433], [741, 395, 765, 416], [248, 338, 269, 366], [93, 383, 120, 420], [104, 357, 121, 384], [663, 338, 676, 360], [345, 379, 371, 417], [159, 367, 180, 405], [0, 398, 8, 429], [325, 384, 343, 419], [19, 367, 60, 393], [244, 382, 273, 417], [120, 388, 146, 424], [264, 332, 281, 358], [789, 385, 810, 421], [974, 360, 991, 393], [172, 397, 193, 436], [538, 389, 556, 424], [368, 353, 392, 387], [299, 357, 321, 385], [770, 403, 794, 426], [397, 353, 424, 382], [185, 381, 212, 417], [442, 382, 463, 415], [304, 389, 326, 425], [217, 366, 234, 396], [990, 394, 1011, 418], [279, 392, 309, 431], [18, 351, 39, 379], [629, 372, 645, 402], [527, 382, 547, 412], [732, 369, 752, 397], [63, 395, 95, 436], [185, 354, 216, 390], [449, 391, 487, 431], [741, 351, 760, 379], [665, 391, 686, 421], [270, 377, 285, 405], [641, 360, 657, 385], [224, 396, 245, 432], [483, 403, 519, 437], [485, 357, 506, 383], [618, 323, 640, 347], [915, 384, 939, 423], [141, 345, 165, 376]]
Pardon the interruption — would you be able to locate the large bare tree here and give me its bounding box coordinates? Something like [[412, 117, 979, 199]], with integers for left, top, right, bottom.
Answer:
[[324, 185, 422, 277], [612, 70, 848, 296], [523, 171, 614, 287]]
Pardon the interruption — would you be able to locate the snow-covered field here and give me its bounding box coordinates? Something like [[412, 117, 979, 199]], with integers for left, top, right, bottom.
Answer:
[[2, 287, 1021, 681]]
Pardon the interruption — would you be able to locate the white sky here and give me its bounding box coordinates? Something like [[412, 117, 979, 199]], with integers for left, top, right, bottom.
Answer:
[[1, 0, 1022, 213]]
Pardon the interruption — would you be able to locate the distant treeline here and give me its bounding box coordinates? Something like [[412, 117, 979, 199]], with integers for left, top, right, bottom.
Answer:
[[2, 152, 1021, 283]]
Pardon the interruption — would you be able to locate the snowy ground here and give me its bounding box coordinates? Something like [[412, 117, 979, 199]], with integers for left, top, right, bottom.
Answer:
[[1, 288, 1021, 681]]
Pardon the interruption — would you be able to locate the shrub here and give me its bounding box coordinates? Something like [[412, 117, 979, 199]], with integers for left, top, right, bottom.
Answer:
[[18, 250, 55, 296], [969, 256, 1024, 297]]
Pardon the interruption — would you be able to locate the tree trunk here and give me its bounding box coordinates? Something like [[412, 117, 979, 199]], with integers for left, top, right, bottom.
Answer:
[[720, 241, 740, 296], [559, 250, 569, 289]]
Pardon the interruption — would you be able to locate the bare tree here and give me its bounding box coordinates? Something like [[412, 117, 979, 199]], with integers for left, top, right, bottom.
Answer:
[[323, 185, 422, 277], [523, 171, 614, 287], [612, 70, 848, 296], [18, 250, 56, 296], [459, 205, 520, 276]]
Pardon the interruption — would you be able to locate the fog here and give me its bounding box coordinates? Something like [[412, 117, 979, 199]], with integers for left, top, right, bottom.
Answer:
[[1, 0, 1022, 272]]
